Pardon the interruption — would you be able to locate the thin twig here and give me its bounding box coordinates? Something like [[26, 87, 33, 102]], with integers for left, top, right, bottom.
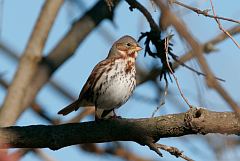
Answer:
[[170, 0, 240, 24], [174, 58, 225, 82], [164, 36, 191, 107], [151, 80, 168, 117], [209, 0, 240, 48], [156, 143, 194, 161], [147, 142, 163, 157]]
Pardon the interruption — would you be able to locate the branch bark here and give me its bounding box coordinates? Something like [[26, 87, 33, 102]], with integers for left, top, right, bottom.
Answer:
[[0, 0, 64, 126], [0, 108, 239, 150]]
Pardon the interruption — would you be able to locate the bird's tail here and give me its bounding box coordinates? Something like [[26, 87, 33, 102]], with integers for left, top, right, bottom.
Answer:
[[58, 100, 81, 116]]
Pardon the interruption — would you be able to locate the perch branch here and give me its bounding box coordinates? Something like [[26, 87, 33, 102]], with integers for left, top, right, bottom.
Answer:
[[0, 108, 239, 153]]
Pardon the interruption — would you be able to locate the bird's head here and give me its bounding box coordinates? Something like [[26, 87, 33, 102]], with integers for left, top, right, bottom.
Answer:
[[108, 35, 142, 59]]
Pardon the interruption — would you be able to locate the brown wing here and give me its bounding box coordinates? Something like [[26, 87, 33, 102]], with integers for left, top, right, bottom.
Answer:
[[78, 58, 112, 105], [58, 59, 108, 116]]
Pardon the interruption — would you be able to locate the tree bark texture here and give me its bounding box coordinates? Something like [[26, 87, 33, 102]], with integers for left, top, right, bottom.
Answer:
[[0, 108, 239, 150]]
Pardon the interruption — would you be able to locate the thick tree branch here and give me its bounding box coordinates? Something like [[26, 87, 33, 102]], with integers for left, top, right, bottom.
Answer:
[[0, 108, 239, 150]]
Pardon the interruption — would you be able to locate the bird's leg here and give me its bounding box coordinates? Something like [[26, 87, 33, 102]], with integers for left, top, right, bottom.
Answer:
[[95, 108, 102, 121], [101, 109, 121, 119], [101, 109, 114, 118], [112, 109, 117, 117], [95, 108, 115, 120], [95, 108, 121, 120], [111, 109, 122, 119]]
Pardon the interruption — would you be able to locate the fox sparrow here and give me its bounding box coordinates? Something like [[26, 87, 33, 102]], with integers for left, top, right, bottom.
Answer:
[[58, 35, 142, 119]]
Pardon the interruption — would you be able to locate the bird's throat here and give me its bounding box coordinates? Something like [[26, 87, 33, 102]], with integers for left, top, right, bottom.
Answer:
[[129, 51, 137, 58]]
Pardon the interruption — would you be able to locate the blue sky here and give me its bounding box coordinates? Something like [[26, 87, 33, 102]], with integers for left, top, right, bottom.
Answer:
[[0, 0, 240, 161]]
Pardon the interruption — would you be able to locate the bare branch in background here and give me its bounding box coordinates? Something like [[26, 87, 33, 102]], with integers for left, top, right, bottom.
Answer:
[[0, 0, 64, 126], [0, 42, 76, 102], [80, 143, 152, 161], [33, 149, 57, 161]]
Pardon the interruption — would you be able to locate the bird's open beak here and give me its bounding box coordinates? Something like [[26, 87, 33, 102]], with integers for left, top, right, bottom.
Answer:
[[135, 45, 142, 52]]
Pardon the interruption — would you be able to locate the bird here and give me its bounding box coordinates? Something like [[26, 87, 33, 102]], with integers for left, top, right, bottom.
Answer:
[[58, 35, 142, 120]]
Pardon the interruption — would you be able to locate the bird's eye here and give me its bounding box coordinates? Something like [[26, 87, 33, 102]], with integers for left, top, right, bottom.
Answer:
[[126, 43, 131, 47]]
